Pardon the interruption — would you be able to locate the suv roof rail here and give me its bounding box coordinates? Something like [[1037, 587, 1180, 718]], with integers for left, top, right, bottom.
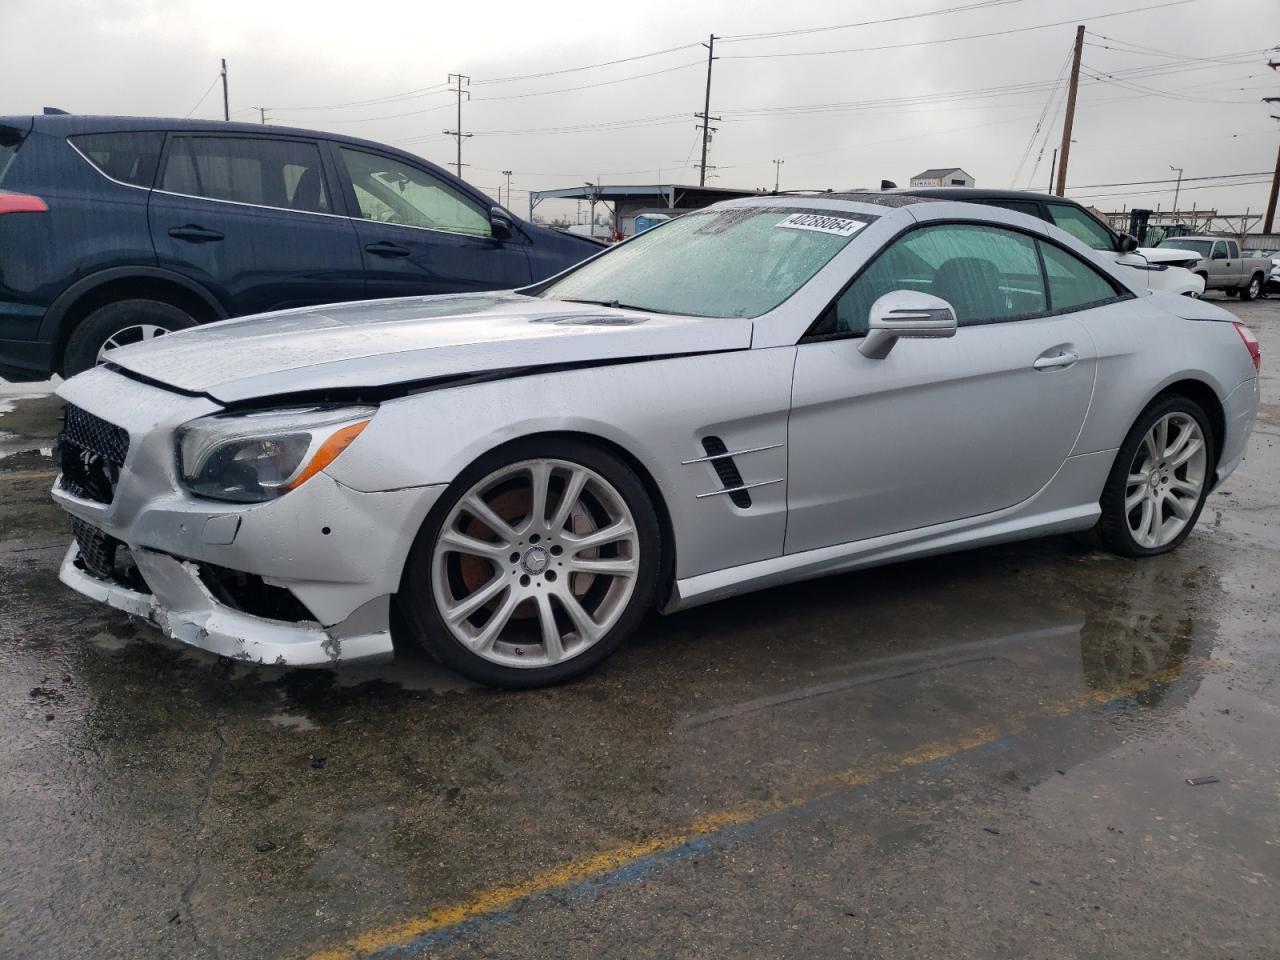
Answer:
[[42, 107, 70, 116]]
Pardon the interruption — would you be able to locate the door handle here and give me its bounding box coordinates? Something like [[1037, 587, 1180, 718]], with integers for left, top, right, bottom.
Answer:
[[1033, 349, 1079, 371], [364, 241, 412, 258], [168, 224, 224, 243]]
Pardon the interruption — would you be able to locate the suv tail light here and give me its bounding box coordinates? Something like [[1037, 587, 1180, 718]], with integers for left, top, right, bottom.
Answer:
[[1233, 321, 1261, 372], [0, 191, 48, 214]]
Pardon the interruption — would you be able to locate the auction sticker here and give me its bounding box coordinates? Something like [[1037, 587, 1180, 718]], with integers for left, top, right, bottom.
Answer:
[[776, 213, 867, 237]]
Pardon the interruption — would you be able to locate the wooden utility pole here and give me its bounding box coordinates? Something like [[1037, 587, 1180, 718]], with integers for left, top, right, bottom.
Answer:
[[696, 34, 719, 187], [1264, 143, 1279, 235], [221, 58, 229, 121], [1054, 25, 1085, 197]]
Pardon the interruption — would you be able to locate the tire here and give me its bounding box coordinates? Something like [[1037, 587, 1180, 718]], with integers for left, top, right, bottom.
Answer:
[[1238, 274, 1262, 302], [398, 437, 661, 688], [63, 299, 197, 377], [1096, 394, 1215, 559], [1224, 287, 1239, 298]]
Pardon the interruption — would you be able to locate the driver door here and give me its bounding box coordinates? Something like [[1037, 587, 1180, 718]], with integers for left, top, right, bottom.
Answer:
[[332, 145, 531, 297], [785, 221, 1098, 554]]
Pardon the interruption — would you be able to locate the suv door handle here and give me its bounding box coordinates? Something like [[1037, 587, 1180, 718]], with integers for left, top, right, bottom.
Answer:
[[1033, 349, 1080, 371], [364, 241, 412, 258], [168, 224, 224, 243]]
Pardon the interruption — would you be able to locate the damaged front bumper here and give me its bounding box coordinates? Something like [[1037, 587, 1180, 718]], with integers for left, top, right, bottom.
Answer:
[[59, 542, 394, 664], [51, 366, 446, 666]]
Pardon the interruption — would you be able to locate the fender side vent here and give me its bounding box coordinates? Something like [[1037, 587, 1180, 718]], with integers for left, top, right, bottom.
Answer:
[[702, 436, 752, 508]]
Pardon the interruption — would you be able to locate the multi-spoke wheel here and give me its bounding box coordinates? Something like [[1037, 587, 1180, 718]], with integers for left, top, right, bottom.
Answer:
[[1096, 395, 1214, 557], [400, 438, 660, 687], [64, 299, 197, 377]]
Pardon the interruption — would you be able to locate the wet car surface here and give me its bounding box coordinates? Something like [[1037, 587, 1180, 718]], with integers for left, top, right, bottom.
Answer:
[[2, 297, 1278, 959]]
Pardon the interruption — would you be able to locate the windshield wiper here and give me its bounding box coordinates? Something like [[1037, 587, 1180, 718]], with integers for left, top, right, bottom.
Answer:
[[559, 297, 656, 314]]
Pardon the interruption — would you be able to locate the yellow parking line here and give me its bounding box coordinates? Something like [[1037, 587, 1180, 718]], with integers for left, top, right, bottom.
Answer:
[[0, 470, 58, 482], [306, 667, 1186, 960]]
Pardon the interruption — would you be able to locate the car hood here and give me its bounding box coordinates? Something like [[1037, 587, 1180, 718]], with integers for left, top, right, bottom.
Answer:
[[101, 293, 753, 403], [1136, 246, 1202, 264]]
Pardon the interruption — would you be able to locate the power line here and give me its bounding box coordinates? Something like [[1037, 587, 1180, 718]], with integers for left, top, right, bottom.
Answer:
[[719, 0, 1199, 60], [1068, 171, 1272, 189], [470, 61, 703, 103], [1072, 178, 1272, 201], [183, 73, 222, 118], [269, 84, 451, 112], [718, 0, 1034, 43], [472, 42, 703, 85]]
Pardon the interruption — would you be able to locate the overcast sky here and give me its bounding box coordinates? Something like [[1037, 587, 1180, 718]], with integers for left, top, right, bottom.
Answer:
[[3, 0, 1277, 221]]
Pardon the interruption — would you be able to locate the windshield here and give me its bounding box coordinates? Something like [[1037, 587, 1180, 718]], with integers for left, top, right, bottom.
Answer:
[[1156, 238, 1212, 257], [538, 207, 866, 318]]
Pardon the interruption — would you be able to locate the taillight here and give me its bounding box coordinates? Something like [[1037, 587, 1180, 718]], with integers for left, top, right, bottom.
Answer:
[[0, 191, 48, 214], [1233, 322, 1261, 372]]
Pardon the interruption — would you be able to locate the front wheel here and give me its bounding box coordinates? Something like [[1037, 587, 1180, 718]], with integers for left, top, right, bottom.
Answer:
[[1096, 395, 1214, 558], [1238, 274, 1262, 302], [399, 438, 661, 688]]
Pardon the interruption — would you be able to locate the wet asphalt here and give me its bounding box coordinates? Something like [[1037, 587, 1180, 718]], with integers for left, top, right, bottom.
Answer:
[[1, 297, 1278, 960]]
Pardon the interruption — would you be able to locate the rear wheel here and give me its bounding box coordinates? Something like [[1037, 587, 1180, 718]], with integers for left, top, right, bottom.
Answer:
[[1238, 274, 1262, 302], [64, 299, 197, 377], [1096, 395, 1214, 558], [399, 438, 661, 688]]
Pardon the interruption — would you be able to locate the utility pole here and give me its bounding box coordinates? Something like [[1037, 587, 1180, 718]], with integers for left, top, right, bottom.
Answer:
[[1265, 143, 1279, 235], [1054, 25, 1084, 197], [253, 106, 270, 125], [1169, 165, 1184, 214], [442, 74, 472, 179], [221, 58, 229, 121], [501, 169, 512, 208], [695, 34, 719, 188], [773, 159, 785, 192], [1047, 148, 1057, 193]]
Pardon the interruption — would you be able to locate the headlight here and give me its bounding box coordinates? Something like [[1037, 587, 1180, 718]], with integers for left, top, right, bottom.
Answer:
[[176, 405, 375, 503]]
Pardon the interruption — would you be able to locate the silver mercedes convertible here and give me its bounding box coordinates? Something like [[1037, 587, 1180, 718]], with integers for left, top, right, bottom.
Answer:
[[51, 194, 1262, 686]]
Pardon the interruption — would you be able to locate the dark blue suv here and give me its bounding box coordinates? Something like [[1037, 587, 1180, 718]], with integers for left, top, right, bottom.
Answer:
[[0, 114, 601, 381]]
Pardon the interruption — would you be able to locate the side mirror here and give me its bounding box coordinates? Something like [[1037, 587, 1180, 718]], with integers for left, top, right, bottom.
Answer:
[[1117, 234, 1138, 253], [859, 290, 958, 359], [490, 208, 514, 241]]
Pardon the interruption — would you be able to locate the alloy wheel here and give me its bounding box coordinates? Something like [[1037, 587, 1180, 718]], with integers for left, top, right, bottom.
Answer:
[[96, 324, 171, 364], [1124, 412, 1207, 549], [430, 458, 640, 668]]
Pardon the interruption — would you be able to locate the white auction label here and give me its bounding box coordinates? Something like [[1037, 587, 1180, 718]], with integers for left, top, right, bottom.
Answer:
[[776, 213, 867, 237]]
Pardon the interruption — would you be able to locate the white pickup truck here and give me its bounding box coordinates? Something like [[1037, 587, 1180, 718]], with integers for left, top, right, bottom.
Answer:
[[1151, 235, 1271, 300]]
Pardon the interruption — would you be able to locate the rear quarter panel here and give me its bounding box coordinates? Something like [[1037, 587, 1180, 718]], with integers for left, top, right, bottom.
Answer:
[[1071, 294, 1256, 456]]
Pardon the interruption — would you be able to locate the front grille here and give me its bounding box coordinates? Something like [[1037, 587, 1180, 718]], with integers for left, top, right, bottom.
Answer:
[[70, 517, 147, 590], [59, 404, 130, 504]]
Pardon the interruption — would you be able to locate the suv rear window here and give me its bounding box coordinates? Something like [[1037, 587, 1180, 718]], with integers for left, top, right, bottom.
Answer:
[[69, 131, 164, 187], [161, 136, 330, 213], [0, 128, 24, 185], [1045, 202, 1116, 252]]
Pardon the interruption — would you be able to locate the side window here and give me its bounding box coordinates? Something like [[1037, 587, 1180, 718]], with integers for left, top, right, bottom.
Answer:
[[1038, 241, 1121, 311], [1045, 203, 1116, 252], [339, 148, 490, 237], [1226, 240, 1240, 258], [1211, 240, 1227, 260], [160, 136, 330, 213], [983, 199, 1042, 219], [833, 223, 1046, 334], [69, 131, 164, 187]]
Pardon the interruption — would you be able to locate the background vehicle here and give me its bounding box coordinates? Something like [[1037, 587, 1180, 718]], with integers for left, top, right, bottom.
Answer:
[[1243, 247, 1279, 292], [1152, 235, 1271, 300], [897, 187, 1205, 297], [50, 196, 1260, 687], [0, 114, 602, 382]]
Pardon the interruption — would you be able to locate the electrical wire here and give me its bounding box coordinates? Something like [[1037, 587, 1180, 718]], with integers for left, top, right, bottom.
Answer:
[[718, 0, 1035, 43], [719, 0, 1199, 60], [183, 74, 222, 119]]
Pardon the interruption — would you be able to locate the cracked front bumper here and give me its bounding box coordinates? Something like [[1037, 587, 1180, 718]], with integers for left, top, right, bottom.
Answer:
[[59, 543, 395, 664]]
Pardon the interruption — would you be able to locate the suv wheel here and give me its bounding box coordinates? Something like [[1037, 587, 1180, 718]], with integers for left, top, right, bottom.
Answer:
[[64, 299, 197, 377]]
